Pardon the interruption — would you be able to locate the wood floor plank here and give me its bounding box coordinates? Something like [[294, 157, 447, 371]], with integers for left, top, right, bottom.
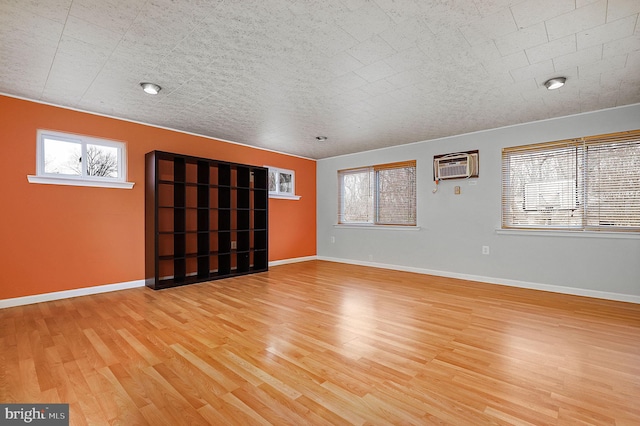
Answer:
[[221, 391, 272, 425], [1, 260, 639, 424], [256, 382, 336, 426], [229, 382, 305, 426]]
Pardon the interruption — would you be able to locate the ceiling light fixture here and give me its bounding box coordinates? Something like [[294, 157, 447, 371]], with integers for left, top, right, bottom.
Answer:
[[140, 82, 161, 95], [315, 136, 328, 142], [544, 77, 566, 90]]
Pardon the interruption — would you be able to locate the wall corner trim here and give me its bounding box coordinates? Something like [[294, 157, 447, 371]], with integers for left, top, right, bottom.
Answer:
[[316, 256, 640, 304], [0, 280, 146, 309]]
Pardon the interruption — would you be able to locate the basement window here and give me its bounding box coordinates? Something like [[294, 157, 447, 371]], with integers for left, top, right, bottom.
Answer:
[[28, 130, 134, 189], [266, 166, 300, 200]]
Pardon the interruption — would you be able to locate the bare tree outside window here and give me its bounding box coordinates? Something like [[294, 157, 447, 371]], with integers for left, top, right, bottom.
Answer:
[[268, 171, 277, 192], [85, 144, 118, 177], [341, 169, 373, 222], [64, 145, 118, 178], [279, 172, 292, 193]]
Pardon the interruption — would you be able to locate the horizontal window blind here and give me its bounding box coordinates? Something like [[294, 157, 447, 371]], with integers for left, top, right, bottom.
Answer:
[[339, 160, 416, 226], [375, 161, 416, 225], [584, 134, 640, 229], [502, 130, 640, 232]]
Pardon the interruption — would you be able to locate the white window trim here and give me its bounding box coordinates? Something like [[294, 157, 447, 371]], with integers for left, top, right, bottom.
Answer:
[[269, 193, 301, 200], [27, 129, 134, 189], [265, 165, 300, 200], [495, 228, 640, 239], [334, 224, 422, 231], [26, 175, 134, 189]]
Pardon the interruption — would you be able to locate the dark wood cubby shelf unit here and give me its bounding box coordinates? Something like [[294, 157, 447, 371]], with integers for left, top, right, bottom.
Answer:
[[145, 151, 268, 290]]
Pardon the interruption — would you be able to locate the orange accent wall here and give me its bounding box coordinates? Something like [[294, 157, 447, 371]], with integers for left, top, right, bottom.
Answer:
[[0, 95, 316, 300]]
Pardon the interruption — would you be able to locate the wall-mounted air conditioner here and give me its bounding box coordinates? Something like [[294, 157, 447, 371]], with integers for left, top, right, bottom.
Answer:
[[433, 151, 479, 180]]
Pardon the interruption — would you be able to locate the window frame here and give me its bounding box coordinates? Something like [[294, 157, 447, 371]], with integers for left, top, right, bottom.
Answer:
[[338, 160, 417, 227], [501, 130, 640, 233], [266, 166, 300, 200], [28, 129, 134, 189]]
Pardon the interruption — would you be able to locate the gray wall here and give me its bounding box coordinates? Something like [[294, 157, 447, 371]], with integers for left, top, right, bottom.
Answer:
[[316, 104, 640, 301]]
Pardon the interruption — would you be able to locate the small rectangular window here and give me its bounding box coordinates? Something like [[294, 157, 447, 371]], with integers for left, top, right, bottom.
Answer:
[[502, 130, 640, 232], [266, 166, 300, 199], [28, 130, 133, 189], [339, 160, 416, 226]]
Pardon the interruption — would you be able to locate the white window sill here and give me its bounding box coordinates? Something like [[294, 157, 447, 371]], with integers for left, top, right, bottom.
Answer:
[[496, 228, 639, 239], [334, 224, 421, 231], [27, 175, 135, 189], [269, 194, 301, 200]]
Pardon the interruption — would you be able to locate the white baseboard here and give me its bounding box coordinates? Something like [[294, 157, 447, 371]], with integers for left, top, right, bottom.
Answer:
[[0, 256, 319, 309], [317, 256, 640, 304], [0, 279, 146, 309], [269, 255, 318, 267], [5, 255, 636, 309]]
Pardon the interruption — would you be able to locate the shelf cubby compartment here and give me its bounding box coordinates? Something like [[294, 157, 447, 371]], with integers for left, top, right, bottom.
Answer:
[[254, 190, 267, 211], [237, 166, 250, 188], [237, 230, 250, 252], [219, 164, 231, 187], [237, 189, 250, 210], [254, 250, 268, 271], [219, 254, 231, 276], [254, 210, 267, 230], [237, 251, 251, 272], [253, 168, 267, 188]]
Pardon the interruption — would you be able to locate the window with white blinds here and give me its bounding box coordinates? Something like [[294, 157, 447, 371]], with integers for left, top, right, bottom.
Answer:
[[502, 130, 640, 232], [339, 160, 416, 226]]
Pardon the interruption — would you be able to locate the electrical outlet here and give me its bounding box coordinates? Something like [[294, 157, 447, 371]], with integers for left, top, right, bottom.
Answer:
[[331, 236, 335, 243], [482, 246, 490, 255], [454, 186, 461, 195], [231, 241, 237, 249]]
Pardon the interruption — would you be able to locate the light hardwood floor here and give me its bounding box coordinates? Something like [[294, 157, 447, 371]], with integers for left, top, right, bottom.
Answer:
[[1, 260, 639, 425]]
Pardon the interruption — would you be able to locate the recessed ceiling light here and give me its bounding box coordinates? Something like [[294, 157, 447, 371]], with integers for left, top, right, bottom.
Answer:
[[544, 77, 566, 90], [140, 82, 161, 95], [315, 136, 328, 142]]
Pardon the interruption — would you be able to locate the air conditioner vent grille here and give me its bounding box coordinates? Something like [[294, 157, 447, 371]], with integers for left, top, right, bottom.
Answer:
[[439, 163, 468, 178]]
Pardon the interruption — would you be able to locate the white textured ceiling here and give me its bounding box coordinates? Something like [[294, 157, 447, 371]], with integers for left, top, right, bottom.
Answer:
[[1, 0, 639, 159]]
